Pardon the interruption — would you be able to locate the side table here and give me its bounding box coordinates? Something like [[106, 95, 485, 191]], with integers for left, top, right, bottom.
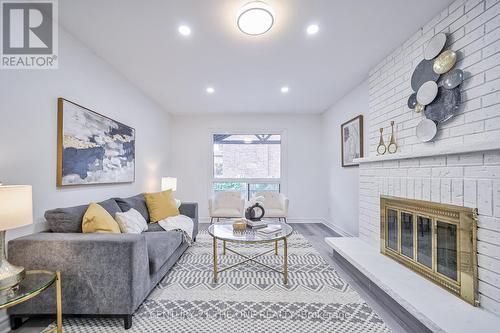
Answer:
[[1, 270, 62, 333]]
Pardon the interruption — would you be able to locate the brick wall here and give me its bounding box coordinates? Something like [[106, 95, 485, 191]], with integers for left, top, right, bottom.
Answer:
[[368, 0, 500, 154], [360, 0, 500, 316]]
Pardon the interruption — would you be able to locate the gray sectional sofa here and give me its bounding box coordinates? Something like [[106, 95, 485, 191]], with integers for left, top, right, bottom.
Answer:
[[7, 194, 198, 330]]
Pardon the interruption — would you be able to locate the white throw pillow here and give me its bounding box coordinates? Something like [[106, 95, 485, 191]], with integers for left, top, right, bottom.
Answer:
[[115, 208, 148, 234]]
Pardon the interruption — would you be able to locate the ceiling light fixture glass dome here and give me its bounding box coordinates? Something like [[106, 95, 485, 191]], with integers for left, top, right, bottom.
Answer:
[[237, 1, 275, 36]]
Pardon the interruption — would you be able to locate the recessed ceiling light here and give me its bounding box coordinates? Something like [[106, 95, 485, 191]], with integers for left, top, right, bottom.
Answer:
[[281, 86, 289, 93], [178, 25, 191, 36], [206, 87, 215, 94], [307, 24, 319, 35], [237, 1, 275, 36]]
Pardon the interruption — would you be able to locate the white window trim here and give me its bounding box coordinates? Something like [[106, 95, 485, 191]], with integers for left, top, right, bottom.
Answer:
[[207, 128, 288, 198]]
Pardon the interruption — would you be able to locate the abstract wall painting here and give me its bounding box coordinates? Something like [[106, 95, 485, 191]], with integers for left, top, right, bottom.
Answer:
[[341, 115, 363, 167], [57, 98, 135, 186]]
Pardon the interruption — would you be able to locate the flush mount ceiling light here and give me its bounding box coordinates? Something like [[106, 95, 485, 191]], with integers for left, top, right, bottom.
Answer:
[[280, 86, 289, 93], [306, 24, 319, 35], [178, 25, 191, 36], [237, 1, 275, 36], [206, 87, 215, 94]]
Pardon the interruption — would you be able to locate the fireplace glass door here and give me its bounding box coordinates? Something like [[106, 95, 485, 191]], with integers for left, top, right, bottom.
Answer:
[[436, 221, 458, 281], [387, 209, 398, 251], [416, 216, 432, 269], [380, 196, 477, 306]]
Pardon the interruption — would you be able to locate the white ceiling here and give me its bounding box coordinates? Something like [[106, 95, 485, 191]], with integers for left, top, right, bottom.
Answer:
[[59, 0, 453, 114]]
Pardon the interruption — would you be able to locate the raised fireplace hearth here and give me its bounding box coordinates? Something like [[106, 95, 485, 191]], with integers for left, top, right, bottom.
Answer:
[[380, 196, 478, 306]]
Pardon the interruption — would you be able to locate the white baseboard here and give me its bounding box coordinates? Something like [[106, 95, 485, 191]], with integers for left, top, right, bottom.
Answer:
[[321, 219, 355, 237]]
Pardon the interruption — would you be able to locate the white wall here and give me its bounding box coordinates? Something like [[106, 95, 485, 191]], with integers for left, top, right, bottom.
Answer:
[[0, 29, 171, 241], [321, 81, 369, 236], [169, 114, 325, 222]]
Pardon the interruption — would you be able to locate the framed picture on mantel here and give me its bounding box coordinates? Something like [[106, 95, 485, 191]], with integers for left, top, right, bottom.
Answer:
[[341, 115, 363, 167], [56, 98, 136, 186]]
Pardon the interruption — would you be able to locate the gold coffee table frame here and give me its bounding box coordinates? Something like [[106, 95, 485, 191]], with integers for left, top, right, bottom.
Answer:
[[0, 270, 62, 333], [208, 223, 293, 284]]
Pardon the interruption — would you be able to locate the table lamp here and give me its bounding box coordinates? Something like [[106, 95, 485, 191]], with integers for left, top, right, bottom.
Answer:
[[0, 185, 33, 290], [161, 177, 177, 191]]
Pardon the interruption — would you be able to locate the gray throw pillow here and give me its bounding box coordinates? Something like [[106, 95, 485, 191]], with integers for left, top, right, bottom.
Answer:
[[114, 194, 150, 221]]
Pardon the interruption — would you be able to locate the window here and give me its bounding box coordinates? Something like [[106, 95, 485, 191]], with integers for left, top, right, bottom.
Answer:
[[212, 134, 281, 199]]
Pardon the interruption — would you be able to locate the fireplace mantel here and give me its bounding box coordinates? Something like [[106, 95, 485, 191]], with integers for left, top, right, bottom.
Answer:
[[354, 140, 500, 164]]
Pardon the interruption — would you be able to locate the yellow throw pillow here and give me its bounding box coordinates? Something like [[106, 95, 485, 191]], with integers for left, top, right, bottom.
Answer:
[[82, 203, 121, 233], [144, 190, 179, 223]]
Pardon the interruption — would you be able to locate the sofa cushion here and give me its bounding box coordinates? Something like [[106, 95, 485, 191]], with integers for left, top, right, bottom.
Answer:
[[263, 208, 286, 218], [211, 207, 242, 218], [45, 199, 122, 233], [145, 223, 164, 232], [144, 231, 183, 274], [114, 194, 149, 221]]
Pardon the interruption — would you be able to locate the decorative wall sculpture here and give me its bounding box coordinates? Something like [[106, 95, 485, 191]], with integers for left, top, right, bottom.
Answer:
[[408, 33, 464, 143], [57, 98, 136, 186]]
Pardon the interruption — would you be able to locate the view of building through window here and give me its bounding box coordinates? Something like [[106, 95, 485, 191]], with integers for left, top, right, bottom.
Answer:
[[212, 134, 281, 199]]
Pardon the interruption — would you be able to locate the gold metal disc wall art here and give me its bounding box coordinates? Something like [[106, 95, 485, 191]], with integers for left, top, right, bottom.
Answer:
[[433, 50, 457, 75], [406, 33, 463, 143], [415, 103, 425, 113]]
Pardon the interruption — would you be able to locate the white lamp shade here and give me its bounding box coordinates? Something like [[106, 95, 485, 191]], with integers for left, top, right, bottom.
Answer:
[[161, 177, 177, 191], [0, 185, 33, 231]]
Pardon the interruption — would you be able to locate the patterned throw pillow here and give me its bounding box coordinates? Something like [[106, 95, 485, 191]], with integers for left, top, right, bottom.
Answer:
[[115, 208, 148, 233]]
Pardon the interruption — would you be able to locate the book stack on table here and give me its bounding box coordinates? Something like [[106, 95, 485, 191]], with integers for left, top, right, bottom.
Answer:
[[246, 220, 268, 229], [256, 224, 282, 235], [257, 224, 281, 235]]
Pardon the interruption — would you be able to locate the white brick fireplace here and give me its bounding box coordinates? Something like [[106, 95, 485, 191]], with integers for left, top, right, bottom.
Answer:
[[356, 0, 500, 319]]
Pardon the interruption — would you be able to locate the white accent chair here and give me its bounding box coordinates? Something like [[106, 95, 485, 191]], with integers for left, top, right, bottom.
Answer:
[[208, 192, 245, 223], [255, 192, 289, 222]]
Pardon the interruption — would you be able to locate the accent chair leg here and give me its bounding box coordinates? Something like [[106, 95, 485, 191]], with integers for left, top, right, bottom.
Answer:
[[217, 217, 220, 222], [210, 217, 213, 224], [9, 317, 23, 330], [283, 217, 287, 223], [124, 315, 132, 330]]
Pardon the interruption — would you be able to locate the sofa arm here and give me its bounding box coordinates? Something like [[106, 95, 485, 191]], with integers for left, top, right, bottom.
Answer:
[[7, 232, 150, 316], [239, 198, 246, 215], [279, 194, 289, 216], [179, 202, 199, 238]]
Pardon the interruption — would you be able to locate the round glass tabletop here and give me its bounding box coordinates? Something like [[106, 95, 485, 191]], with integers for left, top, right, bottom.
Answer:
[[0, 270, 56, 309], [208, 221, 293, 243]]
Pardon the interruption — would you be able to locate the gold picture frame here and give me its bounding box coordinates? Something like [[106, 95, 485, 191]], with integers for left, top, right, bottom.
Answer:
[[57, 98, 136, 187]]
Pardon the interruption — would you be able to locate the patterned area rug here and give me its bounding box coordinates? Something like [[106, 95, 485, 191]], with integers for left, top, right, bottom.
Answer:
[[47, 230, 391, 332]]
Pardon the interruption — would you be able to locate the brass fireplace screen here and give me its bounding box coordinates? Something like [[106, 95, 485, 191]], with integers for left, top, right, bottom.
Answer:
[[380, 196, 478, 306]]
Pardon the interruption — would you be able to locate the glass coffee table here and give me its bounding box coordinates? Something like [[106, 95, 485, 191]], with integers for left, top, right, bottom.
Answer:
[[208, 222, 293, 283], [0, 270, 62, 333]]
